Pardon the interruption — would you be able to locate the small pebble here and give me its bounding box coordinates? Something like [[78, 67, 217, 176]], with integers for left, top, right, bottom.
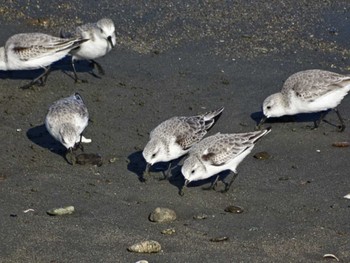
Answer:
[[127, 240, 161, 253], [253, 151, 270, 160], [47, 206, 75, 216], [161, 228, 176, 235], [210, 236, 229, 242], [193, 214, 208, 220], [224, 205, 244, 214], [135, 261, 149, 263], [149, 207, 176, 223]]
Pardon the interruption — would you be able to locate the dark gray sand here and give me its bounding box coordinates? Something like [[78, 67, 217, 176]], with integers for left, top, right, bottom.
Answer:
[[1, 1, 350, 262]]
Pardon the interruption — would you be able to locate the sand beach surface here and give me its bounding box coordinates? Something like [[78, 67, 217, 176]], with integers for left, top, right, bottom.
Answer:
[[0, 1, 350, 262]]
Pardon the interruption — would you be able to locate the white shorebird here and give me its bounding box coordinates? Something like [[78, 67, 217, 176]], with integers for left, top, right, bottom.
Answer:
[[180, 128, 271, 195], [61, 18, 116, 82], [45, 93, 91, 164], [142, 107, 224, 179], [257, 69, 350, 131], [0, 33, 87, 89]]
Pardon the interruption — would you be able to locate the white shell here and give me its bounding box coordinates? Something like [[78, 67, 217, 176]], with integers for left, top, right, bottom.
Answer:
[[323, 254, 339, 261], [343, 193, 350, 199]]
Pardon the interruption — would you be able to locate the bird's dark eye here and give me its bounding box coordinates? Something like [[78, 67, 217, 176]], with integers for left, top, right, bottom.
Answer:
[[151, 153, 156, 158], [267, 106, 271, 110], [191, 170, 195, 174]]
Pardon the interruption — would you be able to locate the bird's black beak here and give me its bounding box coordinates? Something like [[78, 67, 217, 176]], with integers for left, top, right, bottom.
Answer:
[[107, 36, 115, 48], [65, 148, 76, 165], [255, 116, 267, 130], [144, 163, 151, 175], [184, 179, 190, 187], [179, 179, 190, 196]]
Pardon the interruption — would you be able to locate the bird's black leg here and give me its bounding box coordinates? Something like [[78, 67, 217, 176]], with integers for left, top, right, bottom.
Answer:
[[334, 108, 346, 132], [75, 134, 84, 152], [90, 59, 105, 76], [313, 111, 327, 130], [71, 59, 88, 83], [20, 66, 51, 89], [221, 171, 238, 193], [160, 162, 172, 180], [202, 175, 219, 191]]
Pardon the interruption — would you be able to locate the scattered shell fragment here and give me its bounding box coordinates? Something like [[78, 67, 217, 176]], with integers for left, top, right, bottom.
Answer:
[[75, 153, 103, 166], [193, 214, 208, 220], [135, 260, 149, 263], [224, 205, 244, 214], [323, 254, 339, 261], [161, 228, 176, 235], [210, 236, 229, 242], [253, 151, 270, 160], [279, 176, 290, 181], [149, 207, 176, 223], [343, 193, 350, 199], [332, 141, 350, 148], [23, 209, 34, 213], [127, 240, 161, 253], [47, 206, 75, 216], [109, 157, 118, 163]]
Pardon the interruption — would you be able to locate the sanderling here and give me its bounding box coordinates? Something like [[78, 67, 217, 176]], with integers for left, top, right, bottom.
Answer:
[[180, 128, 271, 195], [61, 18, 116, 82], [257, 69, 350, 131], [0, 33, 87, 89], [142, 107, 224, 179], [45, 93, 91, 164]]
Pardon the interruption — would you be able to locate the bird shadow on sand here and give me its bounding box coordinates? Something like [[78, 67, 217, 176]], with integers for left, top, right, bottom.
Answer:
[[127, 150, 230, 195], [0, 57, 98, 85], [26, 124, 66, 159], [250, 110, 339, 129], [126, 150, 182, 183], [127, 150, 184, 189]]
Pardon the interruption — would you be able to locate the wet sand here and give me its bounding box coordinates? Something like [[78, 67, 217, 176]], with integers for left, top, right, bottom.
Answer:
[[1, 1, 350, 262]]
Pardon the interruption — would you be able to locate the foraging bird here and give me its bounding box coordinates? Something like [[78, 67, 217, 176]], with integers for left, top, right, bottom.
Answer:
[[180, 128, 271, 195], [142, 107, 224, 179], [0, 32, 87, 89], [61, 18, 116, 82], [257, 69, 350, 131], [45, 93, 91, 164]]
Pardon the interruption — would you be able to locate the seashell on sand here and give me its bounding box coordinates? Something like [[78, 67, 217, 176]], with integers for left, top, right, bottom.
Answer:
[[149, 207, 176, 223], [47, 206, 75, 216], [127, 240, 161, 253]]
